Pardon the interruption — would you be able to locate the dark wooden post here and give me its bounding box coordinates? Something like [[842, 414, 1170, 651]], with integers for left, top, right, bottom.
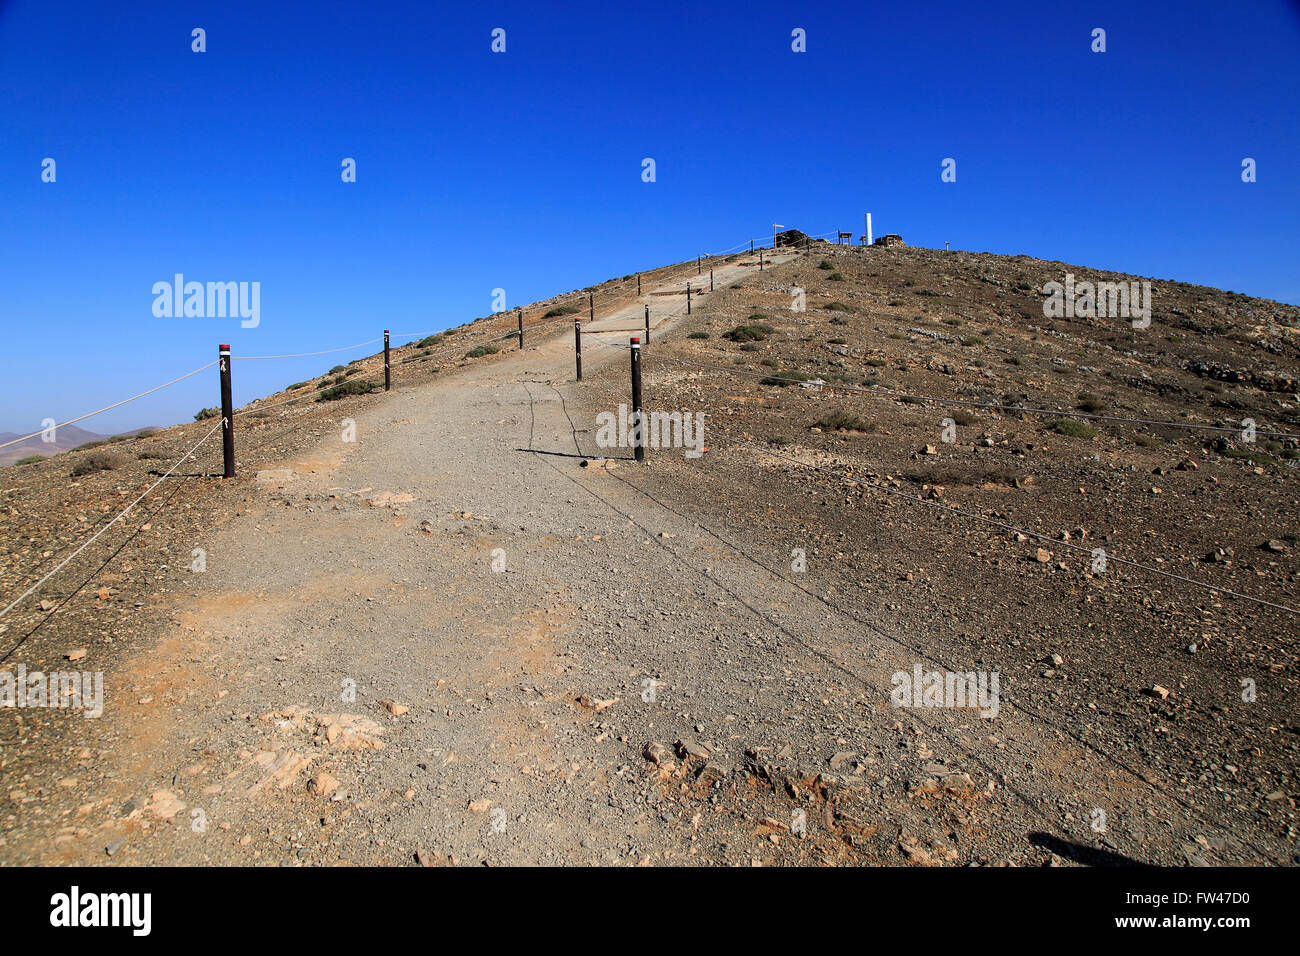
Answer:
[[697, 254, 701, 275], [686, 283, 692, 315], [760, 249, 764, 272], [644, 304, 650, 343], [750, 238, 754, 253], [709, 268, 714, 292], [218, 344, 234, 478], [517, 308, 524, 348], [630, 337, 645, 462], [383, 330, 391, 391], [574, 319, 582, 381], [637, 273, 641, 296]]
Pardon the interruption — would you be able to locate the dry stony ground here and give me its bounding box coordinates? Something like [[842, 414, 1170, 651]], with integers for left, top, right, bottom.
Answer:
[[1, 244, 1297, 867]]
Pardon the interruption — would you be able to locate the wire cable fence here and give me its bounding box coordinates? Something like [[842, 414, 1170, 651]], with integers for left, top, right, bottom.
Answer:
[[577, 335, 1299, 616], [0, 360, 218, 452], [582, 336, 1300, 441], [0, 419, 224, 623]]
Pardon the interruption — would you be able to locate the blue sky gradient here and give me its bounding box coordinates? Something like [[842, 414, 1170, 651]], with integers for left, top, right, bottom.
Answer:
[[2, 0, 1297, 434]]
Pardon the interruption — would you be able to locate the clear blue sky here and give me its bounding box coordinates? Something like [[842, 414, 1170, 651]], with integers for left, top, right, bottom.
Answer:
[[2, 0, 1297, 434]]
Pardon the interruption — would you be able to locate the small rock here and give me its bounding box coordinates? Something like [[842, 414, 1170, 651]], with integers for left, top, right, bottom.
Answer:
[[148, 790, 186, 821], [308, 772, 339, 797], [696, 762, 726, 784], [829, 751, 858, 772]]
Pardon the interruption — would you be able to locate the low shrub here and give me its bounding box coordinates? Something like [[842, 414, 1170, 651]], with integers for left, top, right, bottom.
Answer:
[[816, 410, 869, 432], [316, 380, 377, 402], [1046, 417, 1098, 439], [71, 450, 125, 476], [724, 324, 773, 343], [760, 370, 816, 387]]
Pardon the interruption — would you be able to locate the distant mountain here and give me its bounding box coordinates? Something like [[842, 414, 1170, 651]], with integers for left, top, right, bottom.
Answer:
[[0, 424, 157, 467]]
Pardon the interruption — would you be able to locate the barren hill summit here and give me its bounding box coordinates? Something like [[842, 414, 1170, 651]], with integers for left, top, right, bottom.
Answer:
[[2, 241, 1298, 868]]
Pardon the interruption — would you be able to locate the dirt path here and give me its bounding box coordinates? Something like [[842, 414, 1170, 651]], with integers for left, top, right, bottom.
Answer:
[[14, 250, 1275, 866]]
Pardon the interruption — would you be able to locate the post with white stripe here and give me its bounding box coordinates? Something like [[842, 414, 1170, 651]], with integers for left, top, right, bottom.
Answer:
[[218, 344, 235, 478], [517, 308, 524, 349], [574, 318, 583, 381], [384, 330, 391, 391], [630, 337, 645, 463]]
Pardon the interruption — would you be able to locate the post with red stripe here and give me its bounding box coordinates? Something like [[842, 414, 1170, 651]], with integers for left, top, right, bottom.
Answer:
[[630, 337, 645, 463], [574, 318, 583, 382], [218, 344, 235, 478], [384, 329, 391, 391]]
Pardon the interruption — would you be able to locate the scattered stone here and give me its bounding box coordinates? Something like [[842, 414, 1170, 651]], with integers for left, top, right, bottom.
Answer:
[[380, 700, 409, 716], [675, 739, 710, 761], [317, 714, 385, 750], [308, 772, 339, 797], [829, 751, 858, 772], [696, 762, 726, 784], [148, 790, 186, 821]]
